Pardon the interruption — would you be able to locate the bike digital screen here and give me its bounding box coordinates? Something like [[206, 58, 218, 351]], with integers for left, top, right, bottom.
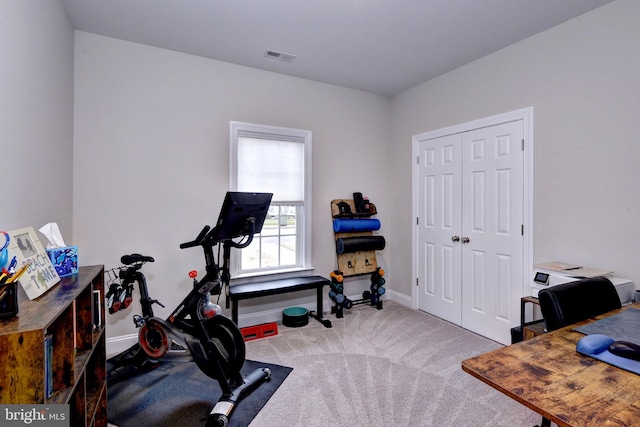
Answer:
[[208, 192, 273, 242]]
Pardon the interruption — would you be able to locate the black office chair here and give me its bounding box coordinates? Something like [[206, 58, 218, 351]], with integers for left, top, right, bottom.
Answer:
[[534, 276, 622, 427], [538, 276, 621, 332]]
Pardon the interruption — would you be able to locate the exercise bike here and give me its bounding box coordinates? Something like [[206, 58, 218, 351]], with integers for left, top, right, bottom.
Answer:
[[107, 192, 273, 427]]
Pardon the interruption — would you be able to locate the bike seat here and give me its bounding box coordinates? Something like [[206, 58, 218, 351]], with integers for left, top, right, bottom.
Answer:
[[121, 254, 155, 265]]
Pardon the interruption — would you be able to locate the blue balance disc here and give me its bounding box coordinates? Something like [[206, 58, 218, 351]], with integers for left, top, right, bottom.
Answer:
[[282, 307, 309, 327]]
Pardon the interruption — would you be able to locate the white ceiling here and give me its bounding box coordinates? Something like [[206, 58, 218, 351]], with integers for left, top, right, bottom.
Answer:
[[60, 0, 614, 96]]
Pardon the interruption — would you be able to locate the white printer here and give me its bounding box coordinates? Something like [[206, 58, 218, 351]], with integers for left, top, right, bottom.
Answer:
[[531, 262, 635, 305]]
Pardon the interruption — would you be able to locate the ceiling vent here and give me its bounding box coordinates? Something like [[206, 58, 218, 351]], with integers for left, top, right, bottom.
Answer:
[[263, 49, 296, 63]]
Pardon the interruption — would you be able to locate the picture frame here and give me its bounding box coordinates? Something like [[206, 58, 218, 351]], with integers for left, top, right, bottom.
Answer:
[[7, 227, 60, 300]]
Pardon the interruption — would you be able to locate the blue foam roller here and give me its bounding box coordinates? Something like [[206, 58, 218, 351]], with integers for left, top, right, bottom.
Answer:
[[333, 218, 381, 233]]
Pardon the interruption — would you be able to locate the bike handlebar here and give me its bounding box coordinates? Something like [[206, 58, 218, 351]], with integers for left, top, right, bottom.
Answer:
[[179, 225, 211, 249], [227, 218, 256, 249], [179, 216, 257, 251], [202, 216, 257, 245]]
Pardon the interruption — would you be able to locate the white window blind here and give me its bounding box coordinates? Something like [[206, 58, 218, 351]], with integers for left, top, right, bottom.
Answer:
[[237, 135, 304, 202]]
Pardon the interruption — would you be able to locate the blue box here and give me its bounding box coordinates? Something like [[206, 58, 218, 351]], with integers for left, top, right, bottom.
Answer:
[[46, 246, 78, 277]]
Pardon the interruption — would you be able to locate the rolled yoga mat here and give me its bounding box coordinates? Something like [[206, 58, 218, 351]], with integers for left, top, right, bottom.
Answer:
[[336, 236, 386, 254], [333, 218, 381, 233]]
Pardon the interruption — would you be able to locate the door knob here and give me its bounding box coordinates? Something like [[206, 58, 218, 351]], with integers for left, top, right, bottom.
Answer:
[[451, 236, 460, 242], [461, 237, 470, 244]]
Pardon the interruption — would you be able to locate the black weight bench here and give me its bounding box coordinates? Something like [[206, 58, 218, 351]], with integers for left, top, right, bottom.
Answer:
[[228, 275, 332, 328]]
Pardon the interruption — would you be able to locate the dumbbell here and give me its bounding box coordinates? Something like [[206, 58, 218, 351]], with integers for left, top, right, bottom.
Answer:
[[329, 290, 353, 309]]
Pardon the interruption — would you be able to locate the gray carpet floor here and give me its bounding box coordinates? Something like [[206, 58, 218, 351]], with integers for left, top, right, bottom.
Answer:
[[245, 300, 543, 426]]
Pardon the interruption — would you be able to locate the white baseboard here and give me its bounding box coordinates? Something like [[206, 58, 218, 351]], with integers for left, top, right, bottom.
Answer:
[[386, 289, 412, 308], [106, 290, 414, 356], [106, 333, 138, 357]]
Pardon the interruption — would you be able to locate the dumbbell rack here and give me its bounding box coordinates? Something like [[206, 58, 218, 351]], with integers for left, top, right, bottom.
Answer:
[[329, 198, 386, 318]]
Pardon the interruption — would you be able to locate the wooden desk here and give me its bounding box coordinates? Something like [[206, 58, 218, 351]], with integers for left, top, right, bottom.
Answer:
[[462, 305, 640, 427], [521, 296, 546, 340]]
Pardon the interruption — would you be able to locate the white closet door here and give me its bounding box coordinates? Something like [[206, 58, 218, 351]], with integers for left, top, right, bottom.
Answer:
[[461, 121, 524, 345], [416, 120, 524, 345], [416, 133, 463, 325]]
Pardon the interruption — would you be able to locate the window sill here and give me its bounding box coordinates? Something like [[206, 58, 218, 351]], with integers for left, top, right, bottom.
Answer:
[[230, 266, 316, 285]]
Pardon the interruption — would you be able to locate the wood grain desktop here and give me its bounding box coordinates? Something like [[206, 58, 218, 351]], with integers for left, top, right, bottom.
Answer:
[[462, 304, 640, 427]]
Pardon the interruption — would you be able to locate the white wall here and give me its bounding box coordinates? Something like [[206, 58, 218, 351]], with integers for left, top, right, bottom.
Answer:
[[390, 0, 640, 297], [72, 32, 392, 339], [0, 1, 74, 234], [7, 0, 638, 347]]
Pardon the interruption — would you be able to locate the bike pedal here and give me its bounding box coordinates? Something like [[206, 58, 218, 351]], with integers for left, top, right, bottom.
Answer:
[[132, 314, 145, 327]]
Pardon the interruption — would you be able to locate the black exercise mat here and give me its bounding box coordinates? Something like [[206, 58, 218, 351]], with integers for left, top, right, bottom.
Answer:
[[107, 359, 292, 427]]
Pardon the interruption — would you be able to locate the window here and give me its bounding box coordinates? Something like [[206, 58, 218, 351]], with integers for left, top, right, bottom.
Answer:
[[230, 121, 312, 276]]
